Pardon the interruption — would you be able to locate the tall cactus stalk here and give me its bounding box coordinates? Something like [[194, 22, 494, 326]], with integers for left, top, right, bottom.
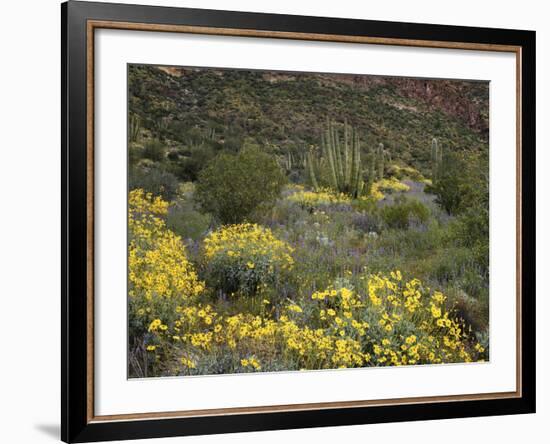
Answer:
[[431, 137, 443, 183], [376, 143, 385, 180], [206, 126, 217, 141], [129, 114, 141, 142], [280, 152, 293, 174], [322, 129, 338, 190], [343, 121, 350, 187], [365, 146, 376, 195], [317, 119, 365, 198], [371, 142, 392, 181], [352, 130, 364, 197], [306, 150, 319, 190]]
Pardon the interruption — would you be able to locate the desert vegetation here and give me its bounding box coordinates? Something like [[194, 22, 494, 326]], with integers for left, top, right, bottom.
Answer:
[[127, 65, 489, 377]]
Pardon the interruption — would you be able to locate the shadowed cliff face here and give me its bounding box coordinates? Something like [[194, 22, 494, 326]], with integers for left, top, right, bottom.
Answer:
[[384, 77, 489, 139]]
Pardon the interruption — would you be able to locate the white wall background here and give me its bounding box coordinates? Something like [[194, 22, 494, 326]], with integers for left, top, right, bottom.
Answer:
[[0, 0, 546, 443]]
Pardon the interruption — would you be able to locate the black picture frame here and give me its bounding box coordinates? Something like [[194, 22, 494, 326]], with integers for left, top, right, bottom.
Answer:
[[62, 1, 536, 442]]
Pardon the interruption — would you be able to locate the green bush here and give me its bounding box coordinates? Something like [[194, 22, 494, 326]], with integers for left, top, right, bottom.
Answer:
[[142, 139, 166, 161], [166, 199, 212, 241], [380, 197, 430, 229], [448, 194, 489, 276], [195, 147, 287, 224], [129, 165, 179, 201]]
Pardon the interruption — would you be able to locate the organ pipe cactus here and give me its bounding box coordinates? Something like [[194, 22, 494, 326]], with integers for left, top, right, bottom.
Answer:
[[306, 119, 364, 198], [306, 150, 319, 190]]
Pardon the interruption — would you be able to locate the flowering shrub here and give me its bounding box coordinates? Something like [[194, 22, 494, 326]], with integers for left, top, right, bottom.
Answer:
[[312, 272, 480, 366], [145, 271, 486, 375], [372, 177, 410, 195], [380, 197, 430, 229], [387, 164, 425, 182], [128, 189, 204, 347], [286, 188, 351, 211], [203, 223, 294, 295], [286, 180, 409, 209]]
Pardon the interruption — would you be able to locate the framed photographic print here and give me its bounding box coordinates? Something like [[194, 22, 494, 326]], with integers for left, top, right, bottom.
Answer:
[[61, 1, 536, 442]]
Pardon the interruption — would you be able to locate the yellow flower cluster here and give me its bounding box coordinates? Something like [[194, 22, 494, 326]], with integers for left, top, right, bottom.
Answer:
[[371, 177, 410, 196], [286, 180, 409, 207], [387, 164, 427, 182], [204, 223, 293, 265], [128, 189, 204, 332], [180, 356, 196, 369], [286, 188, 351, 209], [354, 273, 477, 365], [147, 272, 485, 374], [241, 357, 261, 370], [203, 223, 294, 295]]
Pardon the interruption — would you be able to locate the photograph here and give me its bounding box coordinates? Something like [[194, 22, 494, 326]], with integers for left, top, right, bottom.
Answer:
[[127, 64, 490, 378]]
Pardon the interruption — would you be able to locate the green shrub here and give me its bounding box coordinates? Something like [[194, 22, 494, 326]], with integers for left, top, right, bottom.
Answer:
[[195, 147, 287, 224], [166, 143, 216, 182], [380, 197, 430, 229], [449, 207, 489, 275], [429, 247, 474, 283], [445, 288, 487, 333], [129, 165, 179, 201], [166, 200, 212, 241], [351, 210, 383, 233], [142, 139, 166, 161], [128, 142, 143, 166]]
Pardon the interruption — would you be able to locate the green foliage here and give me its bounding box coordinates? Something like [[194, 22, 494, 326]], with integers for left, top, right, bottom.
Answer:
[[306, 150, 319, 190], [128, 65, 488, 184], [128, 143, 142, 167], [166, 143, 216, 182], [451, 210, 489, 274], [431, 150, 487, 216], [129, 165, 179, 201], [447, 161, 489, 275], [195, 147, 287, 224], [129, 113, 141, 142], [431, 151, 467, 215], [376, 143, 385, 180], [431, 137, 443, 182], [166, 186, 212, 241], [380, 197, 430, 229], [142, 139, 166, 162]]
